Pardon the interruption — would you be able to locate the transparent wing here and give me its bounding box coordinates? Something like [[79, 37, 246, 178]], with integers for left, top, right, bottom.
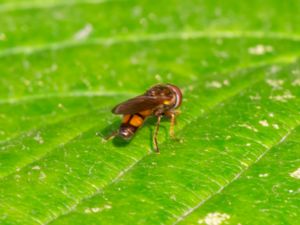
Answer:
[[112, 95, 165, 114]]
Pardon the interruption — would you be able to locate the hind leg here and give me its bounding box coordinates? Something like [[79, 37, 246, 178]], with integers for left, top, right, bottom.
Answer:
[[103, 130, 118, 142], [153, 115, 162, 153]]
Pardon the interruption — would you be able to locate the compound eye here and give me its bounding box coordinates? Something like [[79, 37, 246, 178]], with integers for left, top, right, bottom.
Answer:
[[166, 84, 182, 108]]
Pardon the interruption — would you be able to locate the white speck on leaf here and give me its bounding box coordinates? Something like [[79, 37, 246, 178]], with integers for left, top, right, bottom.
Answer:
[[74, 23, 93, 41], [39, 171, 46, 180], [32, 166, 41, 170], [130, 56, 139, 65], [51, 64, 58, 72], [269, 90, 295, 102], [206, 81, 222, 89], [223, 80, 230, 86], [292, 79, 300, 86], [155, 74, 162, 81], [23, 79, 31, 86], [291, 68, 300, 75], [269, 113, 274, 117], [14, 174, 21, 180], [198, 212, 230, 225], [238, 123, 258, 132], [84, 205, 112, 214], [290, 168, 300, 179], [259, 120, 269, 127], [0, 33, 6, 41], [248, 44, 273, 55], [33, 132, 44, 144], [266, 79, 284, 89], [87, 208, 101, 213], [170, 195, 177, 201], [269, 65, 281, 74], [132, 6, 142, 17], [272, 124, 279, 130], [259, 173, 269, 178], [249, 94, 261, 100], [215, 51, 229, 59]]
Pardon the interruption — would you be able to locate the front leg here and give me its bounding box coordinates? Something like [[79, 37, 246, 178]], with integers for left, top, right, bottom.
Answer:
[[165, 110, 180, 139]]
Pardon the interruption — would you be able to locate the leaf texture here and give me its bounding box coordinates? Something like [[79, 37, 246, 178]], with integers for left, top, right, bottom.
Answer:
[[0, 1, 300, 225]]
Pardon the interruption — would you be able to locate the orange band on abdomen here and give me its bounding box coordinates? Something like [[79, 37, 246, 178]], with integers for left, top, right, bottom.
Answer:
[[129, 115, 144, 127], [122, 114, 131, 123]]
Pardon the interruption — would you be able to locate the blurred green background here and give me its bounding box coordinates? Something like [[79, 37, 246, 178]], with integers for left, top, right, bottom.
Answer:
[[0, 0, 300, 224]]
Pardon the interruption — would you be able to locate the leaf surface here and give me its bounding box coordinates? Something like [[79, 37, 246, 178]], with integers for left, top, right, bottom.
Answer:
[[0, 1, 300, 225]]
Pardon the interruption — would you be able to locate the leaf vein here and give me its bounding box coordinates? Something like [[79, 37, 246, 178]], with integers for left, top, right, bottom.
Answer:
[[0, 0, 118, 13], [0, 91, 134, 105], [173, 127, 298, 224], [1, 31, 300, 58]]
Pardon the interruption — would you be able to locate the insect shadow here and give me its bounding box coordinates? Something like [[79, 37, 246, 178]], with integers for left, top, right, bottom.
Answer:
[[98, 117, 168, 149]]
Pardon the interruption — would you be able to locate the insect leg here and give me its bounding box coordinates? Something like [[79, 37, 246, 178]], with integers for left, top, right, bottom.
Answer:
[[165, 110, 180, 139], [169, 113, 176, 139], [104, 130, 118, 141], [153, 115, 162, 153]]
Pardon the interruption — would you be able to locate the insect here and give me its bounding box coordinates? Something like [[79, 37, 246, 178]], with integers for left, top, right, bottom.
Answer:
[[106, 83, 182, 152]]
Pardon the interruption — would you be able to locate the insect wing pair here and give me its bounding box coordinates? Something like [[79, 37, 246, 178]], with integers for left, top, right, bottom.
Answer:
[[107, 84, 182, 152]]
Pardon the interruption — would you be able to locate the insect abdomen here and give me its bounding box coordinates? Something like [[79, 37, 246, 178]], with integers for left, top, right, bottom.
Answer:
[[119, 114, 145, 139]]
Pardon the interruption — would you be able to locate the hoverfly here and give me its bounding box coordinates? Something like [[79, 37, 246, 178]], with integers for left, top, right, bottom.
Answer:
[[106, 84, 182, 152]]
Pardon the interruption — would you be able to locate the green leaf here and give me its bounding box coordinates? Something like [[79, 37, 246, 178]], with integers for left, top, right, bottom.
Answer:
[[1, 0, 300, 225]]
